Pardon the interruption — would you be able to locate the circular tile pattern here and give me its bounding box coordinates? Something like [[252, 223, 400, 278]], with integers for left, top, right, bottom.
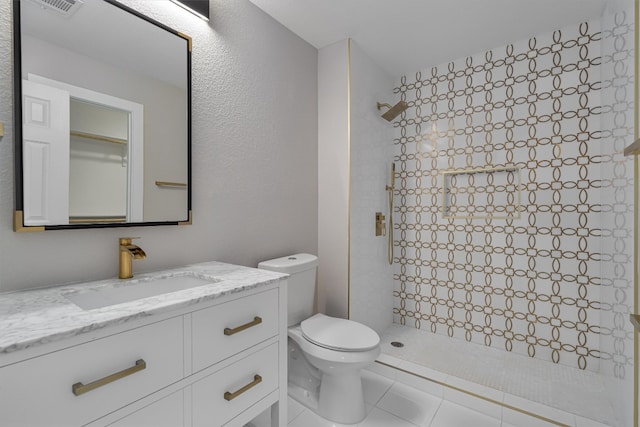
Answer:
[[390, 17, 634, 375]]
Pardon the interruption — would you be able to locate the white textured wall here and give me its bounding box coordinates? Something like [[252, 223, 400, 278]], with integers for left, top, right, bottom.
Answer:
[[0, 0, 317, 292], [317, 39, 349, 318], [348, 41, 395, 334]]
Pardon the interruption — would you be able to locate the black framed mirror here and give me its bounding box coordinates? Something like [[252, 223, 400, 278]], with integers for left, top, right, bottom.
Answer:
[[13, 0, 192, 231]]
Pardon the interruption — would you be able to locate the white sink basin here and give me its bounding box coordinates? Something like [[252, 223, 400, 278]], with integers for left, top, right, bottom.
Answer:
[[65, 272, 219, 310]]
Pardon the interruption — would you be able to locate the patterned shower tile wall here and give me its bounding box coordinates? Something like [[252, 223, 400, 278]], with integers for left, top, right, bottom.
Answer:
[[598, 10, 634, 380], [392, 19, 634, 372]]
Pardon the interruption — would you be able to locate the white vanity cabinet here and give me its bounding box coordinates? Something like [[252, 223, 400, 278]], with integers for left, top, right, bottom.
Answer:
[[192, 342, 280, 426], [192, 288, 279, 372], [0, 316, 184, 427], [107, 390, 185, 427], [0, 275, 287, 427]]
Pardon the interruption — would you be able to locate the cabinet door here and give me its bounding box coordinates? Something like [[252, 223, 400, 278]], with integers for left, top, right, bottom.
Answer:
[[0, 317, 183, 427], [192, 343, 279, 427], [107, 390, 184, 427]]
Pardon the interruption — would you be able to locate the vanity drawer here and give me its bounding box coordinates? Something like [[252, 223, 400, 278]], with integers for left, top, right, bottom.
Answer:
[[107, 390, 184, 427], [192, 288, 279, 372], [0, 316, 183, 427], [192, 342, 279, 427]]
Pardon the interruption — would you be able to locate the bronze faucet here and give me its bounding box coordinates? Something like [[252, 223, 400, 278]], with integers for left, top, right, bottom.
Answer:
[[119, 237, 146, 279]]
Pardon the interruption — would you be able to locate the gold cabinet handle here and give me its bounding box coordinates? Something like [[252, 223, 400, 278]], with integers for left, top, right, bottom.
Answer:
[[72, 359, 146, 396], [224, 374, 262, 401], [224, 316, 262, 336]]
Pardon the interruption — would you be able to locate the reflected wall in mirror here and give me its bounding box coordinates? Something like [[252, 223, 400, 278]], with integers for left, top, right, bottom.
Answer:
[[13, 0, 192, 230]]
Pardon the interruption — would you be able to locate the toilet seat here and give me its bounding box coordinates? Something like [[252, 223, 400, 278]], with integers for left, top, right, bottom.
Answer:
[[301, 313, 380, 351], [288, 326, 380, 364]]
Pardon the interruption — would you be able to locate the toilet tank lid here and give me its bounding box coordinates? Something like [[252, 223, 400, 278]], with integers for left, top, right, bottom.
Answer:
[[257, 253, 318, 274]]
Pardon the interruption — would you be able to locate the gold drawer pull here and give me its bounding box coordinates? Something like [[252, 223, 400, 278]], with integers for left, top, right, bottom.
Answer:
[[224, 316, 262, 336], [224, 374, 262, 401], [72, 359, 146, 396]]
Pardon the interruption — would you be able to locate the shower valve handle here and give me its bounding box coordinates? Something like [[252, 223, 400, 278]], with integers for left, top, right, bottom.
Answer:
[[376, 212, 386, 236]]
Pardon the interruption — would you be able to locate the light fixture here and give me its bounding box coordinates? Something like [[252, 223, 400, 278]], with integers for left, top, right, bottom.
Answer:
[[171, 0, 209, 21]]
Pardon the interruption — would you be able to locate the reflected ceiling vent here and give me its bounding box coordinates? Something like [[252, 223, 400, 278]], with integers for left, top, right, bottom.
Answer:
[[29, 0, 84, 17]]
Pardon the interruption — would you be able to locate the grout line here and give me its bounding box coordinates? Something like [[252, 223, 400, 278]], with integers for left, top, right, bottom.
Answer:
[[374, 360, 571, 427], [287, 407, 305, 425], [372, 378, 394, 406], [286, 400, 306, 425], [372, 404, 422, 427], [424, 395, 444, 427]]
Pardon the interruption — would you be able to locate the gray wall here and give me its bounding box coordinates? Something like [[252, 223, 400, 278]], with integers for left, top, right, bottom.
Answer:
[[0, 0, 318, 292]]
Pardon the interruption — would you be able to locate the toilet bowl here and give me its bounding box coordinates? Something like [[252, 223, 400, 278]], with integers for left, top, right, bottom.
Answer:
[[257, 254, 381, 424], [288, 314, 380, 424]]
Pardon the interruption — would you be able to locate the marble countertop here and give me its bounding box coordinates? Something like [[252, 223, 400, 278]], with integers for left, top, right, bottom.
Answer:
[[0, 261, 287, 355]]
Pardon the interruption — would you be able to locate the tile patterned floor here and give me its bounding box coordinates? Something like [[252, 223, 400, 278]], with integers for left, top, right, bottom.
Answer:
[[284, 368, 612, 427]]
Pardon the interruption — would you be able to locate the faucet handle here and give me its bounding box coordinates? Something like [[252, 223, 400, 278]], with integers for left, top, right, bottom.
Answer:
[[119, 237, 141, 245]]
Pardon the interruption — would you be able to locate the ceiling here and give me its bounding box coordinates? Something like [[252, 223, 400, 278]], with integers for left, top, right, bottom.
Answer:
[[248, 0, 609, 77]]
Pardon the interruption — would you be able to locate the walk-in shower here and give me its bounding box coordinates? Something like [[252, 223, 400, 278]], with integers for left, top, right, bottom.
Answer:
[[348, 5, 636, 426]]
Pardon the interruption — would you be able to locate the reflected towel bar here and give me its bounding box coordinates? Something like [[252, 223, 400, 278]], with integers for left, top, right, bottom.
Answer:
[[71, 130, 127, 145], [69, 216, 126, 224], [155, 181, 187, 188]]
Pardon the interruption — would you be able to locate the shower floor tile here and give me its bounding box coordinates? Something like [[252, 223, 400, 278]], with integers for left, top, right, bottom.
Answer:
[[378, 324, 620, 427]]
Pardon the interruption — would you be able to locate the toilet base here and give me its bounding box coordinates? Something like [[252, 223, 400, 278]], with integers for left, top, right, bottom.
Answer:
[[288, 376, 365, 425], [318, 371, 366, 424], [287, 325, 379, 425]]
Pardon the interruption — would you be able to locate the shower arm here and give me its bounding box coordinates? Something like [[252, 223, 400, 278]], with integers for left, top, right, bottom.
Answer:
[[377, 100, 408, 122]]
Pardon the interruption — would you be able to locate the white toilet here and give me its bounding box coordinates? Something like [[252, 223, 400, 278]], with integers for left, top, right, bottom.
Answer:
[[258, 253, 380, 424]]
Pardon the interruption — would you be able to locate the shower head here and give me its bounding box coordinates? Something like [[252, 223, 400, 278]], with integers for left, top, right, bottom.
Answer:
[[377, 101, 408, 121]]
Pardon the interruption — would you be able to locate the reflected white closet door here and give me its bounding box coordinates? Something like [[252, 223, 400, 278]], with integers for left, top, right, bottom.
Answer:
[[22, 79, 70, 225]]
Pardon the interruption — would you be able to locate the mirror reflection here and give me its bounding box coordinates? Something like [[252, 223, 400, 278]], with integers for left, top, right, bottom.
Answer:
[[15, 0, 191, 228], [69, 99, 129, 223]]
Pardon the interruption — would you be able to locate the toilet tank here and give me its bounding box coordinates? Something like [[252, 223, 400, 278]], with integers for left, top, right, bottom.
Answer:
[[257, 253, 318, 327]]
